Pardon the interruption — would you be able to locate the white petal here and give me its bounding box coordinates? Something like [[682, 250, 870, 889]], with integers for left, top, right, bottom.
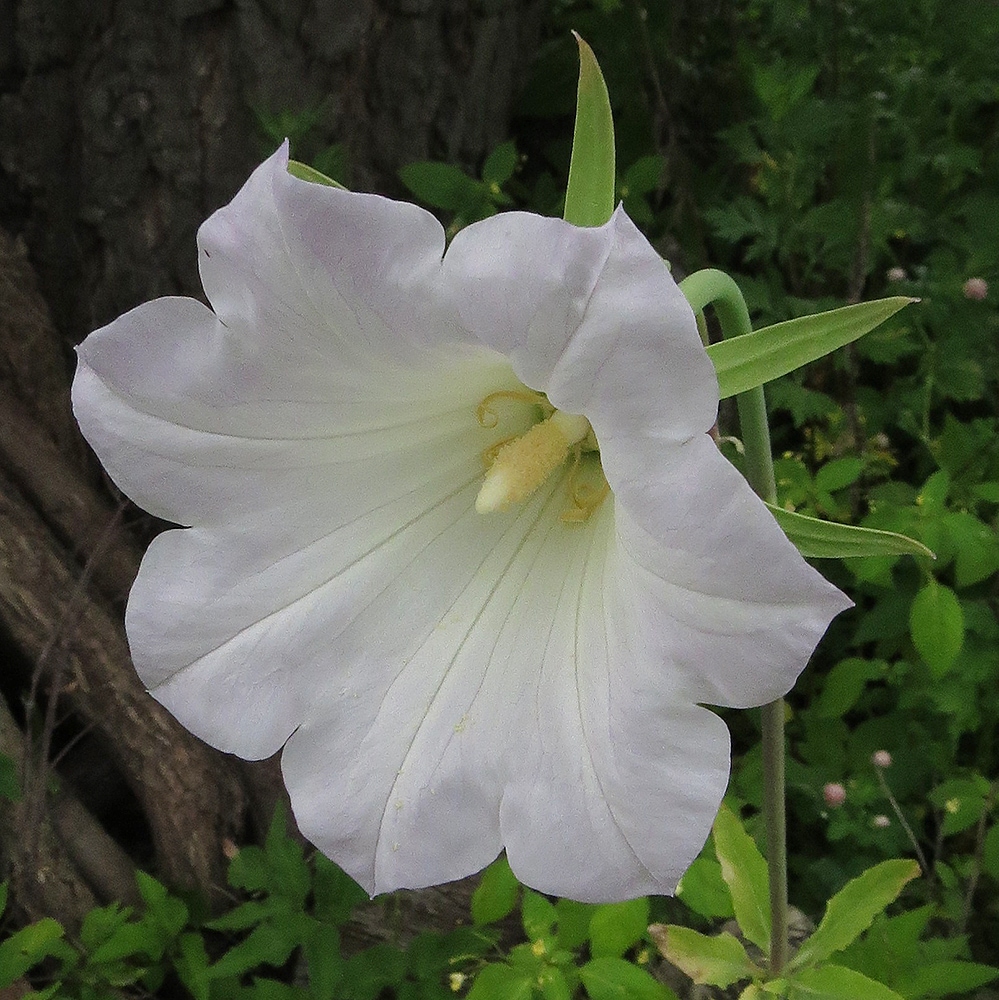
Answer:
[[442, 206, 718, 443]]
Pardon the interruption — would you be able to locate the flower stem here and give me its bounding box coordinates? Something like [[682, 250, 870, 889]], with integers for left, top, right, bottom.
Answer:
[[679, 268, 787, 976]]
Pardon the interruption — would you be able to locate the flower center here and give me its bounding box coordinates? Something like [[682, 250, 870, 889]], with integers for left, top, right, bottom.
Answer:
[[475, 390, 609, 521]]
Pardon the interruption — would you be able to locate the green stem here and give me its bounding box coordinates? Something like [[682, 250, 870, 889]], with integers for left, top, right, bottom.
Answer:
[[679, 268, 787, 976]]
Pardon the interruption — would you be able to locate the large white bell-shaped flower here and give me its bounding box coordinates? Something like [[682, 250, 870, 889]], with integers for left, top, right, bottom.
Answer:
[[72, 144, 850, 902]]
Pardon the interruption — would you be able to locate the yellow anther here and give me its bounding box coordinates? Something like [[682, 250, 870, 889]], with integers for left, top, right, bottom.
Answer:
[[476, 411, 591, 513]]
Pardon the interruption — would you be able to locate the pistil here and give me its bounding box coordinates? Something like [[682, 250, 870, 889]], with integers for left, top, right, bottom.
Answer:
[[476, 410, 592, 513]]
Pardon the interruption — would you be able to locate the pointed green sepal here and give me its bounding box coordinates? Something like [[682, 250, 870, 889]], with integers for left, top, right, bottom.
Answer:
[[287, 160, 347, 190], [766, 504, 934, 560], [564, 34, 615, 227], [704, 297, 916, 399]]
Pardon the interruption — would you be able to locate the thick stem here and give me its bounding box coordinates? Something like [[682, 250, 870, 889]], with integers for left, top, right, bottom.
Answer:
[[679, 268, 787, 975]]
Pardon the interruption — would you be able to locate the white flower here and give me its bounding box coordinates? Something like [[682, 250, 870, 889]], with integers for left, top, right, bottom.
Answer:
[[72, 144, 850, 902]]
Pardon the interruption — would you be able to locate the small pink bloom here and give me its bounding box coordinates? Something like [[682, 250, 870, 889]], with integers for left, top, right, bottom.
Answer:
[[872, 814, 891, 829], [823, 782, 846, 808], [872, 750, 892, 769], [963, 277, 988, 300], [887, 267, 907, 283]]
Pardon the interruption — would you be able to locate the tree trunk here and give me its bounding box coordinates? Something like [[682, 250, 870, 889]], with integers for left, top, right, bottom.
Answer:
[[0, 0, 545, 932]]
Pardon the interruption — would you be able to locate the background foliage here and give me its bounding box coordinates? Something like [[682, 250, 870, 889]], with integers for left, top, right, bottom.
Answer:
[[2, 0, 998, 997]]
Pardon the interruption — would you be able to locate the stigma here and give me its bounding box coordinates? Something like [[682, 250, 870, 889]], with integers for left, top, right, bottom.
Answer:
[[476, 410, 592, 514]]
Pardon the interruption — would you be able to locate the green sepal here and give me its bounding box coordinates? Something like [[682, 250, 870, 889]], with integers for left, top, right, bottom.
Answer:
[[789, 859, 921, 970], [704, 297, 916, 399], [765, 504, 934, 559], [287, 160, 347, 190], [564, 34, 615, 227]]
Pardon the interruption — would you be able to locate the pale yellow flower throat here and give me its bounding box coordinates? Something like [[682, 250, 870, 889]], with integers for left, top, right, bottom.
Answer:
[[475, 390, 609, 522]]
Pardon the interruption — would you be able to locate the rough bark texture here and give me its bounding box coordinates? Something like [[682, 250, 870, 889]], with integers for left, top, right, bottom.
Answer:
[[0, 0, 546, 939]]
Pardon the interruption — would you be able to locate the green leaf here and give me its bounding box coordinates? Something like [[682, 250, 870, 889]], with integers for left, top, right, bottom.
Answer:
[[766, 504, 933, 560], [312, 854, 367, 926], [472, 854, 521, 925], [555, 899, 597, 950], [581, 957, 676, 1000], [790, 859, 920, 969], [564, 34, 615, 227], [521, 890, 557, 940], [0, 918, 66, 987], [712, 806, 770, 953], [815, 658, 885, 717], [909, 580, 964, 677], [814, 457, 864, 495], [894, 959, 999, 998], [787, 964, 906, 1000], [928, 775, 989, 836], [539, 967, 574, 1000], [398, 161, 484, 211], [467, 963, 534, 1000], [482, 141, 518, 186], [287, 160, 346, 189], [0, 882, 7, 916], [675, 856, 735, 920], [174, 933, 210, 1000], [650, 926, 759, 988], [305, 922, 344, 999], [706, 298, 915, 400], [588, 898, 650, 958]]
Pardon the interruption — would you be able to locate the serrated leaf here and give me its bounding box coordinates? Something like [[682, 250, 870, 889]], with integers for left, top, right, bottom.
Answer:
[[588, 898, 649, 958], [712, 806, 770, 952], [790, 859, 920, 969], [705, 298, 915, 399], [766, 504, 932, 559], [650, 926, 759, 988], [564, 34, 615, 227], [787, 963, 906, 1000], [909, 580, 964, 677], [580, 957, 675, 1000], [472, 854, 521, 925]]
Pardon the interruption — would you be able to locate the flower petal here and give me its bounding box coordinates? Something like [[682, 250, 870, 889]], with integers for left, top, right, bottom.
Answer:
[[442, 206, 718, 444]]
